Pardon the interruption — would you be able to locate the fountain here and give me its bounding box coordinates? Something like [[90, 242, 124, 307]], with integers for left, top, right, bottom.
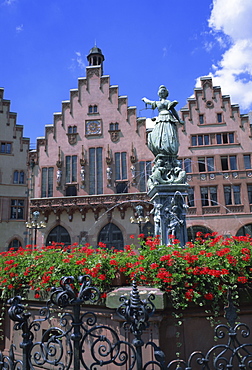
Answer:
[[143, 85, 189, 246]]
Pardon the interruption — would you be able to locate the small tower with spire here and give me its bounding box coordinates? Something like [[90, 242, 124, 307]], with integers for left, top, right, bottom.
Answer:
[[87, 46, 105, 75]]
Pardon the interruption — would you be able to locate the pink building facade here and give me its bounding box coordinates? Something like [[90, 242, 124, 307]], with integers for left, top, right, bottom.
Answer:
[[26, 48, 252, 248], [28, 47, 154, 248], [0, 88, 30, 250], [178, 77, 252, 238]]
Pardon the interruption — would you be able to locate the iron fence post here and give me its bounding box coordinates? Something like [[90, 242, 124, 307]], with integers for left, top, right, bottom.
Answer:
[[116, 280, 155, 370], [8, 296, 32, 370], [72, 303, 81, 370], [19, 321, 32, 370]]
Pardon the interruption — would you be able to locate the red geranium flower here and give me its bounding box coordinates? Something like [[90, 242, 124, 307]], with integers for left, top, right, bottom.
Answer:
[[237, 276, 248, 284], [98, 274, 106, 281], [204, 293, 214, 300]]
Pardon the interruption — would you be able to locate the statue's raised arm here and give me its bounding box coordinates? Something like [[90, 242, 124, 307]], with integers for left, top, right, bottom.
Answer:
[[142, 97, 154, 105]]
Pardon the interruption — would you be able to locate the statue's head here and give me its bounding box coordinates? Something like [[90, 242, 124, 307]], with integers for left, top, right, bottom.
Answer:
[[158, 85, 169, 99]]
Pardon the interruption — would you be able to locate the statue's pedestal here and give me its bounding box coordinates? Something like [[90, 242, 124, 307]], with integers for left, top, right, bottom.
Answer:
[[148, 184, 189, 247]]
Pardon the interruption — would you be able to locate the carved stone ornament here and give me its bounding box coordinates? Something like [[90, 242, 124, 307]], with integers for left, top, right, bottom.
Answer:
[[130, 144, 137, 164], [147, 155, 187, 191], [131, 165, 136, 185], [106, 167, 112, 187], [206, 100, 214, 108], [200, 174, 206, 181], [87, 68, 100, 79], [80, 166, 85, 187], [67, 133, 78, 145], [57, 169, 62, 187], [109, 130, 120, 142]]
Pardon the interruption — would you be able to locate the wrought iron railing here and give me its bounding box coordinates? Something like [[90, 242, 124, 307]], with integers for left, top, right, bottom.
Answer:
[[1, 276, 252, 370]]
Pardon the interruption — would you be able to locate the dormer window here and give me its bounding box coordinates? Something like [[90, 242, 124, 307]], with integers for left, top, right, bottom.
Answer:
[[110, 123, 119, 131], [88, 105, 98, 114], [68, 125, 77, 134]]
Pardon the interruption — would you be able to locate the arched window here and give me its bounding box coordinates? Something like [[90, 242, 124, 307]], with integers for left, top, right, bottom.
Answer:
[[236, 224, 252, 237], [8, 238, 22, 250], [98, 223, 124, 250], [46, 225, 71, 246], [187, 225, 213, 242]]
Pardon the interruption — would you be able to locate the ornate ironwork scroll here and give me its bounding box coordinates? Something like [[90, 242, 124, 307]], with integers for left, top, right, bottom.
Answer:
[[4, 281, 252, 370], [146, 290, 252, 369], [6, 276, 143, 370]]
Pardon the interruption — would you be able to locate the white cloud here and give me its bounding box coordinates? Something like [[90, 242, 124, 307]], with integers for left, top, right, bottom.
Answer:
[[163, 47, 167, 57], [2, 0, 16, 5], [75, 51, 85, 69], [69, 51, 86, 75], [16, 24, 23, 33], [198, 0, 252, 110]]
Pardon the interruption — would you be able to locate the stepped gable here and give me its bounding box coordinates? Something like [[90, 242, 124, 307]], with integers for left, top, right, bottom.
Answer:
[[180, 76, 250, 132], [35, 55, 145, 153], [0, 87, 29, 150]]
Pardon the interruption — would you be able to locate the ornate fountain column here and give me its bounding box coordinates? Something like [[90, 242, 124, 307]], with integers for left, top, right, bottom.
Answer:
[[143, 86, 189, 247]]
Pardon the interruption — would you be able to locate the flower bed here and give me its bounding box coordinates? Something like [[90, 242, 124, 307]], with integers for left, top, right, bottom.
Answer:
[[1, 233, 252, 310]]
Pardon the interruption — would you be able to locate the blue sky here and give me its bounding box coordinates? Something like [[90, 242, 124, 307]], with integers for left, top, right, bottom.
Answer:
[[1, 0, 252, 146]]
